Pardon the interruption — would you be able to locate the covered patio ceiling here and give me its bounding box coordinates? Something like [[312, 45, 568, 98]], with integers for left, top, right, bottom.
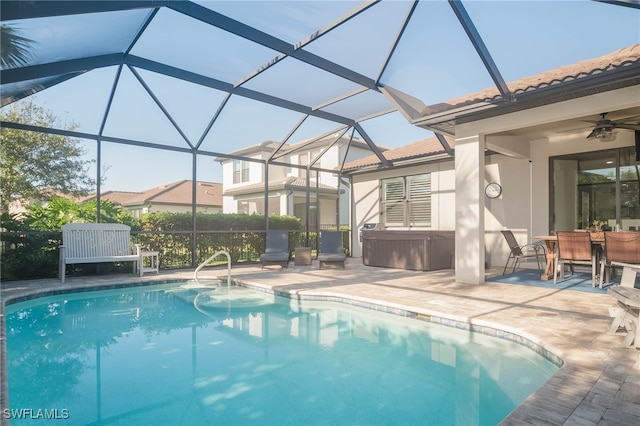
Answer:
[[1, 0, 639, 179]]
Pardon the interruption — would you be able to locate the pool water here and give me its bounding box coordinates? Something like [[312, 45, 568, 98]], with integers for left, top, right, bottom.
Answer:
[[4, 282, 558, 425]]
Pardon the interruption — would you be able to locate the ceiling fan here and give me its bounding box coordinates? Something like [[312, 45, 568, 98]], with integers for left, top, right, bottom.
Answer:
[[585, 112, 640, 142]]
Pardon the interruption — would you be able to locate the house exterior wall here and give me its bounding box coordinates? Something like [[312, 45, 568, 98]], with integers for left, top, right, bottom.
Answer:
[[350, 161, 455, 257], [483, 153, 533, 270], [267, 163, 287, 181], [481, 127, 636, 273], [221, 154, 264, 213], [128, 204, 222, 218], [349, 86, 639, 277], [454, 86, 640, 283], [319, 198, 337, 227], [220, 142, 374, 225]]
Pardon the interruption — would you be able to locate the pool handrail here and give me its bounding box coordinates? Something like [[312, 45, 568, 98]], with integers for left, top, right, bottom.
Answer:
[[194, 250, 231, 287]]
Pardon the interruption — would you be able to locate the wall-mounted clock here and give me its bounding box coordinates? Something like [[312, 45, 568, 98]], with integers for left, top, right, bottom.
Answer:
[[485, 182, 502, 199]]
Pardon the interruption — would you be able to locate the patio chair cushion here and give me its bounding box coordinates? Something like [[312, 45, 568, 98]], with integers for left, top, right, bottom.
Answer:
[[318, 230, 346, 269], [259, 230, 290, 269]]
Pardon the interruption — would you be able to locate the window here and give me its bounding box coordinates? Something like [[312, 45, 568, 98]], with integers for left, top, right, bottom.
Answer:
[[381, 174, 431, 227], [237, 198, 280, 216], [551, 147, 640, 231], [233, 160, 250, 184]]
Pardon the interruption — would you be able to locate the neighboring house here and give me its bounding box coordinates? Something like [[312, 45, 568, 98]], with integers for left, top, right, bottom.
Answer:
[[348, 43, 640, 283], [84, 180, 223, 217], [218, 135, 383, 229], [7, 188, 81, 218]]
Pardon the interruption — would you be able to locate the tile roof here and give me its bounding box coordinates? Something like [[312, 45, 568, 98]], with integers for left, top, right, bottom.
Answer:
[[95, 191, 142, 205], [124, 180, 222, 207], [342, 136, 454, 173], [84, 181, 222, 207], [426, 43, 640, 116], [352, 43, 640, 170]]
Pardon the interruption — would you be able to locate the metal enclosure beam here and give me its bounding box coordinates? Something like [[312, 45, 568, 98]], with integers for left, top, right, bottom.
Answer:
[[0, 1, 163, 21], [448, 0, 512, 101], [167, 1, 378, 90]]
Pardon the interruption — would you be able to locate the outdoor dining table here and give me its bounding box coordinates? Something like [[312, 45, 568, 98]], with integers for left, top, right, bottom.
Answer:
[[531, 234, 605, 281]]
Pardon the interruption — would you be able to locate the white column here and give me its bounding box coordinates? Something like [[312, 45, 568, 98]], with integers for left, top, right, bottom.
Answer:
[[455, 134, 485, 284]]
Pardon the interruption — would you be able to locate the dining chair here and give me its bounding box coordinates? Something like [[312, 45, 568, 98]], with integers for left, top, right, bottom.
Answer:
[[599, 231, 640, 288], [500, 230, 546, 275], [554, 231, 599, 287]]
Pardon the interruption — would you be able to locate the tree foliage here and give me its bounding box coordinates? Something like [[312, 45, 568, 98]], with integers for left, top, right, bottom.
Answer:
[[1, 197, 138, 281], [0, 24, 34, 69], [0, 99, 95, 212], [21, 196, 138, 231]]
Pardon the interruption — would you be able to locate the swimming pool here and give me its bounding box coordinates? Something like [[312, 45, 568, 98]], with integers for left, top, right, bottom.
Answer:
[[4, 281, 558, 425]]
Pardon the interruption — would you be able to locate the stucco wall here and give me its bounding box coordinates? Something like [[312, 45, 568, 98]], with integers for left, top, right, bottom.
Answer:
[[484, 154, 533, 269], [350, 161, 455, 257], [132, 204, 222, 216], [448, 87, 639, 283], [479, 131, 635, 270], [348, 126, 636, 268]]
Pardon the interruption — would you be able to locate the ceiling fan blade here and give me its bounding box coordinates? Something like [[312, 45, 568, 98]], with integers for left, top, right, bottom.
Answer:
[[616, 124, 640, 131], [617, 114, 640, 123], [586, 129, 597, 139]]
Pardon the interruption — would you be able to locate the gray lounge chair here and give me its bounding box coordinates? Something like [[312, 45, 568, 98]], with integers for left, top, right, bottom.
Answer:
[[318, 230, 346, 269], [260, 230, 290, 269]]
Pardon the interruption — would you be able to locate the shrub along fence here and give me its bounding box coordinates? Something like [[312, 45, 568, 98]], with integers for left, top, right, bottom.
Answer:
[[1, 212, 351, 281]]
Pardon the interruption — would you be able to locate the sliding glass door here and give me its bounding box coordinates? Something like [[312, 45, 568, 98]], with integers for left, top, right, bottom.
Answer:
[[551, 147, 640, 232]]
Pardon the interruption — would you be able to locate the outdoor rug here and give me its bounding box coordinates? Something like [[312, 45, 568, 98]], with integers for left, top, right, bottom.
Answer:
[[486, 269, 623, 294]]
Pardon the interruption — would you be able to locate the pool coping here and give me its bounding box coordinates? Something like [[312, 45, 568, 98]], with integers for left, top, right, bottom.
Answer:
[[1, 265, 639, 425], [240, 279, 565, 368]]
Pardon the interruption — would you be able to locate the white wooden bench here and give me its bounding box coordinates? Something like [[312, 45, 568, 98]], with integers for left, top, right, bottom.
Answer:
[[59, 223, 142, 283], [607, 261, 640, 348], [608, 286, 640, 348], [610, 261, 640, 288]]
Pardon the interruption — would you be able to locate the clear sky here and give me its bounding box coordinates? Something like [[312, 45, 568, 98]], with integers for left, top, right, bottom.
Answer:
[[10, 0, 640, 193]]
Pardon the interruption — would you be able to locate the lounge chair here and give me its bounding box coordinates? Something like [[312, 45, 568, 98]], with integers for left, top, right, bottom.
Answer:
[[259, 230, 290, 269], [318, 230, 346, 269]]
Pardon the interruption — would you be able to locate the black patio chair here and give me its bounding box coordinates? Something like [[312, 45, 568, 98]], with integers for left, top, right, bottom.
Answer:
[[318, 230, 346, 269], [259, 230, 290, 269]]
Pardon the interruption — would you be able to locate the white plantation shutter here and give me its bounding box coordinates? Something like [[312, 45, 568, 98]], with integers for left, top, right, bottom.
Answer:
[[381, 174, 431, 227], [408, 174, 431, 226], [382, 177, 405, 226]]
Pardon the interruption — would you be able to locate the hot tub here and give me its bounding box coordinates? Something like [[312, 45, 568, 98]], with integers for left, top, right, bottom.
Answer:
[[362, 230, 455, 271]]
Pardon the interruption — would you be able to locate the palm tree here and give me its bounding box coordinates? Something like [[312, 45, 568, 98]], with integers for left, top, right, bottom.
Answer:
[[1, 24, 33, 69]]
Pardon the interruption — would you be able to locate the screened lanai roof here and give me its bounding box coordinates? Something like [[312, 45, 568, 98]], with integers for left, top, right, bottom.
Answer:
[[1, 0, 639, 177]]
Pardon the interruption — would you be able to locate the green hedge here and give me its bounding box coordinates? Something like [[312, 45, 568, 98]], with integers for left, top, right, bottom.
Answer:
[[0, 212, 355, 281], [1, 213, 309, 280], [135, 213, 304, 267]]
